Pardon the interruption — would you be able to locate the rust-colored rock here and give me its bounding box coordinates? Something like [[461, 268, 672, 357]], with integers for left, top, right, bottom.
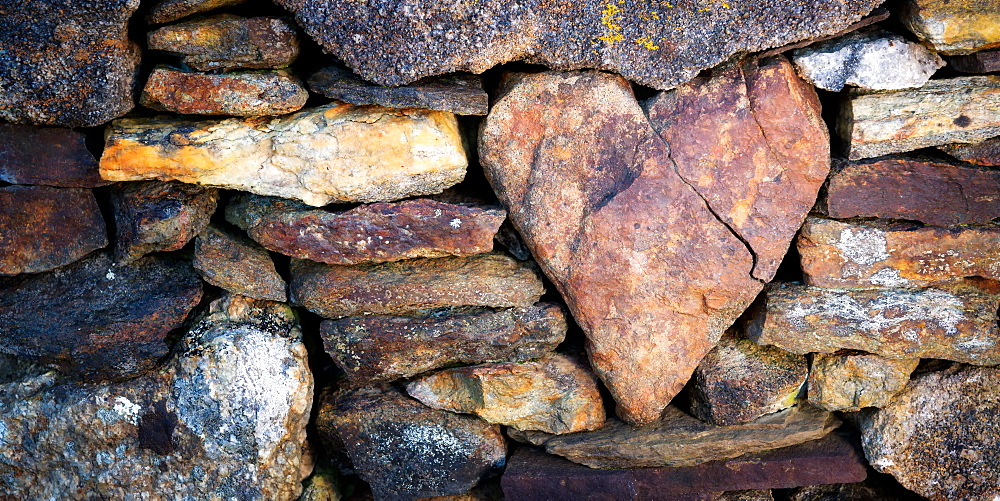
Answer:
[[406, 353, 606, 434], [949, 49, 1000, 73], [797, 217, 1000, 288], [227, 194, 505, 265], [480, 59, 828, 424], [939, 136, 1000, 167], [808, 353, 919, 412], [193, 225, 286, 302], [820, 156, 1000, 226], [112, 181, 218, 264], [320, 303, 566, 384], [147, 15, 299, 71], [141, 66, 308, 116], [147, 0, 246, 24], [0, 186, 107, 275], [0, 124, 109, 188], [900, 0, 1000, 55]]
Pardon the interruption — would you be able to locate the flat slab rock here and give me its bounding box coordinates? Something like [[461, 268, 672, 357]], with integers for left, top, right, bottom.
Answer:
[[808, 353, 918, 412], [100, 103, 468, 207], [0, 251, 203, 381], [147, 0, 246, 24], [193, 225, 287, 302], [309, 65, 488, 115], [939, 136, 1000, 167], [0, 124, 109, 188], [147, 15, 299, 71], [141, 66, 308, 116], [480, 57, 829, 424], [227, 194, 505, 265], [320, 303, 566, 384], [949, 49, 1000, 73], [112, 181, 218, 264], [900, 0, 1000, 55], [508, 404, 840, 469], [0, 295, 313, 499]]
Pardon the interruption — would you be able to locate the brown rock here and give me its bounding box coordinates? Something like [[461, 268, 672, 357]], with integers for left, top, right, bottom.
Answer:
[[900, 0, 1000, 55], [797, 217, 1000, 288], [0, 186, 107, 275], [715, 491, 773, 501], [508, 404, 839, 469], [147, 0, 246, 24], [939, 136, 1000, 167], [140, 66, 308, 116], [308, 65, 489, 115], [290, 252, 545, 318], [320, 303, 566, 384], [406, 353, 606, 434], [819, 156, 1000, 226], [112, 181, 218, 264], [808, 353, 919, 412], [949, 49, 1000, 73], [0, 124, 109, 188], [688, 332, 808, 426], [147, 15, 299, 71], [193, 225, 286, 302], [227, 195, 505, 265], [747, 281, 1000, 365]]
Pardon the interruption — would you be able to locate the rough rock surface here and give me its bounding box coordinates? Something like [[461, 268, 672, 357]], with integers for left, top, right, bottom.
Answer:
[[112, 181, 218, 264], [0, 125, 109, 188], [141, 66, 308, 116], [147, 15, 298, 71], [900, 0, 1000, 55], [316, 386, 506, 501], [147, 0, 246, 24], [274, 0, 881, 91], [0, 0, 141, 127], [819, 156, 1000, 226], [791, 27, 943, 91], [290, 252, 545, 318], [808, 353, 919, 412], [193, 225, 286, 302], [320, 303, 566, 384], [0, 251, 203, 381], [949, 49, 1000, 73], [747, 280, 1000, 365], [480, 59, 829, 424], [797, 217, 1000, 288], [406, 353, 606, 434], [100, 104, 468, 207], [838, 76, 1000, 160], [0, 186, 108, 275], [509, 405, 839, 469], [688, 333, 808, 426], [227, 195, 505, 265], [861, 365, 1000, 500], [939, 136, 1000, 167], [308, 65, 488, 115], [0, 295, 313, 499], [716, 491, 774, 501]]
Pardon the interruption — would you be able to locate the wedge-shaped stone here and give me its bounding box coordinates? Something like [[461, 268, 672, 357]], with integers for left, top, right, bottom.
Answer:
[[147, 15, 298, 71], [141, 66, 308, 116], [900, 0, 1000, 55], [146, 0, 246, 24], [112, 181, 218, 264], [808, 353, 919, 411], [838, 76, 1000, 160], [320, 303, 566, 383], [100, 104, 468, 206], [309, 65, 488, 115], [939, 136, 1000, 167], [746, 281, 1000, 365], [797, 217, 1000, 288], [0, 125, 109, 188], [406, 353, 605, 434], [193, 225, 286, 302]]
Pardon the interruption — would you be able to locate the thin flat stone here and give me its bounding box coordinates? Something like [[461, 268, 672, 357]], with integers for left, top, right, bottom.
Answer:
[[939, 136, 1000, 167], [147, 14, 298, 71], [112, 181, 218, 264], [0, 125, 109, 188], [140, 66, 308, 116], [146, 0, 246, 24], [949, 49, 1000, 73], [309, 65, 488, 115], [193, 225, 286, 302]]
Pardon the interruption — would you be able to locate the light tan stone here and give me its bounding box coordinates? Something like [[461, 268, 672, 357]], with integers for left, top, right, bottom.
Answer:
[[808, 353, 918, 412], [901, 0, 1000, 55]]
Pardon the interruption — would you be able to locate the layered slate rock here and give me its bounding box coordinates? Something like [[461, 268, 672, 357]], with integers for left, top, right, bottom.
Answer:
[[141, 66, 308, 116], [949, 49, 1000, 73], [100, 104, 468, 207], [0, 295, 313, 499], [819, 156, 1000, 226], [939, 136, 1000, 167], [290, 252, 545, 318], [228, 195, 505, 265], [0, 0, 141, 127], [746, 281, 1000, 365], [406, 353, 606, 434], [193, 225, 286, 302], [0, 125, 109, 188], [0, 251, 202, 381], [508, 405, 839, 469], [688, 333, 808, 426], [480, 58, 829, 424], [790, 27, 943, 91], [316, 386, 506, 500], [797, 217, 1000, 288], [322, 303, 565, 384], [861, 365, 1000, 500], [808, 353, 919, 412], [147, 15, 298, 71], [308, 65, 489, 115], [147, 0, 246, 24], [838, 76, 1000, 160], [900, 0, 1000, 55], [275, 0, 881, 91], [0, 186, 108, 275], [112, 181, 218, 264]]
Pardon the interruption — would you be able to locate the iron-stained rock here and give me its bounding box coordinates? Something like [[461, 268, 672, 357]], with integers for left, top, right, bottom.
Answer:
[[99, 104, 468, 207], [147, 0, 246, 24], [949, 49, 1000, 73], [0, 125, 109, 188], [141, 66, 308, 116], [112, 181, 218, 264], [406, 353, 605, 434], [900, 0, 1000, 55], [309, 65, 488, 115], [147, 15, 298, 71], [320, 303, 566, 384], [939, 136, 1000, 167], [193, 225, 286, 302], [808, 353, 919, 412]]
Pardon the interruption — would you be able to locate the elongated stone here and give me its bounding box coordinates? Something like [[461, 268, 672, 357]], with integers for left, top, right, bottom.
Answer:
[[112, 181, 218, 264], [147, 15, 298, 71], [99, 104, 468, 207], [949, 49, 1000, 73], [0, 125, 109, 188], [193, 225, 286, 302], [140, 66, 308, 116], [147, 0, 246, 24], [746, 281, 1000, 365], [838, 76, 1000, 160], [309, 65, 488, 115], [808, 353, 919, 412], [900, 0, 1000, 55], [939, 136, 1000, 167], [320, 303, 566, 384]]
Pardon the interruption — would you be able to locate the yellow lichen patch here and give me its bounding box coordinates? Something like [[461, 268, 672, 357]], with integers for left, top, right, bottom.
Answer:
[[597, 3, 625, 45], [635, 36, 659, 50]]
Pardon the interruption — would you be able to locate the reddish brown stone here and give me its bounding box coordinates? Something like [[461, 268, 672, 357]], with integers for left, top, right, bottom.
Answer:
[[0, 125, 109, 188], [939, 136, 1000, 167], [949, 49, 1000, 73], [140, 66, 308, 116], [147, 15, 299, 71], [820, 156, 1000, 226], [112, 181, 219, 264], [146, 0, 246, 24], [0, 186, 107, 275], [227, 195, 506, 265], [193, 225, 286, 302]]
